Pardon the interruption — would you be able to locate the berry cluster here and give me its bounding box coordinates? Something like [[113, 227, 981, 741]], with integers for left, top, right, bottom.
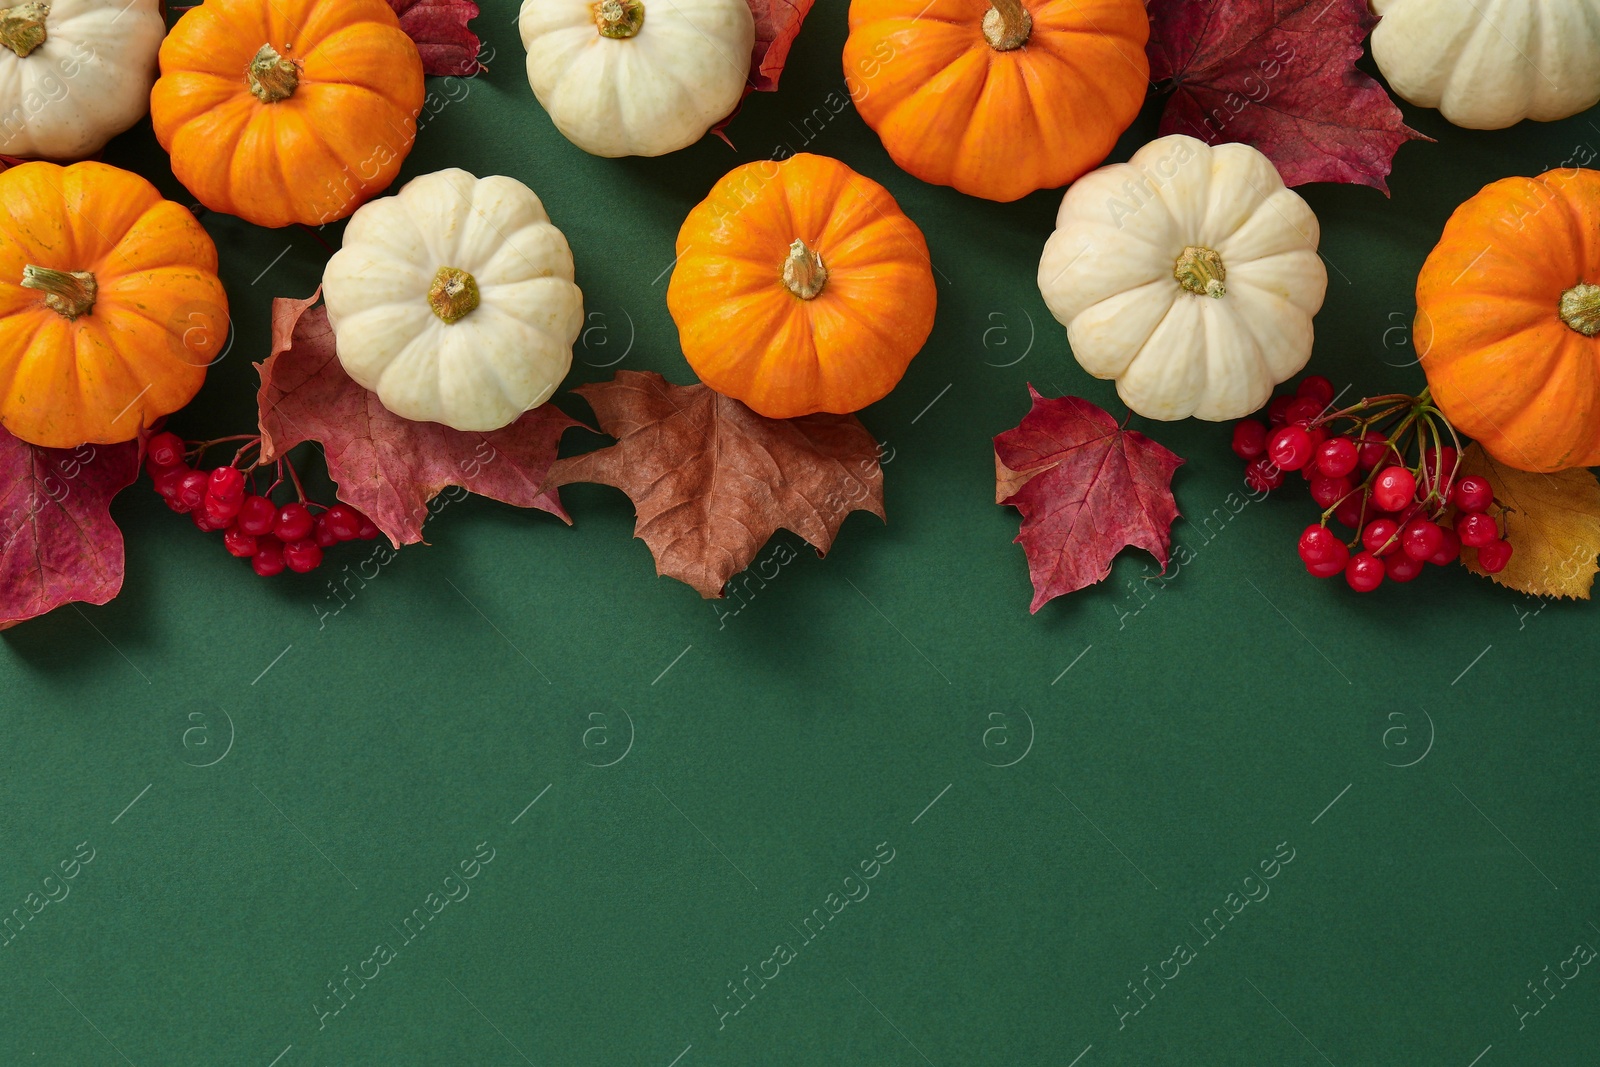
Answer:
[[146, 431, 378, 577], [1230, 376, 1512, 592]]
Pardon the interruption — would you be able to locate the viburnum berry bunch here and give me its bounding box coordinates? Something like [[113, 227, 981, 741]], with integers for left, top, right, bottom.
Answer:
[[1230, 375, 1512, 592], [144, 431, 379, 578]]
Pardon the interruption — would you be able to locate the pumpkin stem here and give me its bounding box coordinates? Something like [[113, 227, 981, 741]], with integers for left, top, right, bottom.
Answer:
[[782, 238, 828, 300], [247, 43, 301, 103], [1174, 245, 1227, 299], [983, 0, 1031, 50], [1560, 283, 1600, 337], [21, 265, 96, 320], [0, 1, 48, 58], [428, 266, 481, 325], [593, 0, 644, 38]]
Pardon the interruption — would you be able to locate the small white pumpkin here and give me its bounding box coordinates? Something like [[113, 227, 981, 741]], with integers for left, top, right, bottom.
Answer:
[[323, 169, 585, 433], [0, 0, 165, 159], [1371, 0, 1600, 130], [518, 0, 755, 157], [1037, 135, 1327, 422]]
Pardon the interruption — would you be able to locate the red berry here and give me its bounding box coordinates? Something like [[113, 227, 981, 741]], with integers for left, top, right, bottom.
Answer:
[[323, 504, 362, 541], [203, 494, 241, 525], [1400, 519, 1444, 562], [153, 465, 188, 500], [314, 514, 340, 547], [1307, 556, 1348, 579], [147, 431, 184, 469], [1362, 518, 1401, 557], [1298, 524, 1344, 565], [1267, 395, 1293, 427], [1345, 552, 1385, 592], [1315, 437, 1359, 479], [356, 518, 379, 540], [1456, 511, 1499, 548], [1244, 458, 1284, 493], [176, 470, 208, 510], [192, 508, 222, 532], [1310, 474, 1352, 509], [253, 540, 286, 577], [283, 539, 323, 574], [1421, 445, 1459, 485], [1477, 538, 1514, 573], [1452, 475, 1494, 513], [1428, 528, 1461, 566], [1385, 552, 1425, 583], [1372, 466, 1416, 512], [1333, 493, 1367, 530], [207, 465, 245, 501], [1232, 420, 1269, 461], [1356, 431, 1389, 470], [273, 502, 314, 543], [1283, 397, 1321, 426], [223, 526, 258, 558], [1296, 375, 1335, 407], [1268, 425, 1314, 471], [236, 495, 277, 536]]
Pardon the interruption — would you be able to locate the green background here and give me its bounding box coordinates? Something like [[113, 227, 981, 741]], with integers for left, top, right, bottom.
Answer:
[[4, 1, 1599, 1063]]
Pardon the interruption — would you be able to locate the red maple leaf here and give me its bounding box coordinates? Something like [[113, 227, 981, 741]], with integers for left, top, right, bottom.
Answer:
[[711, 0, 817, 145], [256, 294, 582, 548], [387, 0, 484, 77], [995, 389, 1184, 613], [0, 430, 140, 629], [1147, 0, 1427, 193], [545, 371, 883, 598]]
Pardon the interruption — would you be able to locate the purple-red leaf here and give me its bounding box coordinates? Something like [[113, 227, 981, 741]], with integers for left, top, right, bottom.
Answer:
[[388, 0, 484, 77], [996, 389, 1183, 613], [256, 294, 582, 548], [0, 429, 140, 629], [1147, 0, 1427, 193]]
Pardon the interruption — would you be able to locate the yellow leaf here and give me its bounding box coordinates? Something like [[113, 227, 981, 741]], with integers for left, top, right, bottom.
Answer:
[[1458, 443, 1600, 599]]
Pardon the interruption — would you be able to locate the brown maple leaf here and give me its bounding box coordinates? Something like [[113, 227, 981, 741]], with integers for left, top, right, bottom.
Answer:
[[257, 294, 583, 548], [1457, 443, 1600, 600], [996, 388, 1184, 613], [711, 0, 817, 145], [1147, 0, 1428, 192], [545, 370, 883, 598], [1, 430, 140, 629]]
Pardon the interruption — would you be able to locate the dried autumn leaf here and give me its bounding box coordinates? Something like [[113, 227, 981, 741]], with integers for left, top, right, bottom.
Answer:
[[1146, 0, 1427, 192], [0, 430, 139, 629], [1458, 442, 1600, 599], [387, 0, 484, 77], [995, 388, 1184, 612], [545, 370, 882, 598], [257, 294, 582, 548], [710, 0, 817, 144]]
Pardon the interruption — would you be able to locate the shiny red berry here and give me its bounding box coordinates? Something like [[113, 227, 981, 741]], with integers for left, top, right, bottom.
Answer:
[[147, 432, 184, 469], [1456, 511, 1499, 548], [1283, 397, 1321, 426], [236, 495, 277, 537], [1267, 395, 1293, 427], [1268, 426, 1314, 471], [1477, 538, 1514, 573], [1356, 431, 1389, 470], [1315, 437, 1359, 479], [177, 470, 208, 510], [153, 465, 188, 500], [1232, 420, 1268, 461], [1296, 375, 1335, 407], [207, 465, 245, 501], [1371, 466, 1416, 511], [192, 509, 222, 532], [323, 504, 363, 541], [1245, 458, 1284, 493], [356, 518, 379, 540], [283, 539, 323, 574], [253, 541, 286, 577], [1362, 518, 1401, 557], [1400, 519, 1444, 562], [1428, 528, 1462, 566], [1385, 552, 1424, 583], [1452, 476, 1494, 513], [223, 526, 257, 558], [203, 494, 241, 525], [314, 515, 340, 547], [1345, 552, 1385, 592], [1310, 475, 1352, 509], [1307, 556, 1348, 579], [273, 502, 314, 543], [1298, 524, 1344, 565], [1333, 494, 1367, 530]]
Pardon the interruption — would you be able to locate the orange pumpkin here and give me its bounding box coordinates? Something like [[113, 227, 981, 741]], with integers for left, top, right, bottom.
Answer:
[[0, 162, 228, 449], [151, 0, 425, 229], [842, 0, 1149, 203], [666, 153, 937, 419], [1417, 168, 1600, 473]]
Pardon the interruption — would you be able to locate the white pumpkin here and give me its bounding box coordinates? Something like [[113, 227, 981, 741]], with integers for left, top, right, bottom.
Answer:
[[1037, 135, 1327, 422], [1371, 0, 1600, 130], [322, 169, 585, 433], [0, 0, 165, 159], [518, 0, 754, 157]]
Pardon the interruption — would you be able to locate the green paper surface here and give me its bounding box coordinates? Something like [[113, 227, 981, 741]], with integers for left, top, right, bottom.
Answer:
[[5, 3, 1600, 1063]]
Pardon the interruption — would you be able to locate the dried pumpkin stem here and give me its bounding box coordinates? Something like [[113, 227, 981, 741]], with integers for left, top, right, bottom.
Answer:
[[0, 1, 48, 58], [782, 238, 828, 300], [428, 266, 480, 324], [247, 43, 301, 103], [21, 264, 96, 320], [1174, 245, 1227, 298], [593, 0, 644, 38], [1559, 282, 1600, 337], [982, 0, 1031, 50]]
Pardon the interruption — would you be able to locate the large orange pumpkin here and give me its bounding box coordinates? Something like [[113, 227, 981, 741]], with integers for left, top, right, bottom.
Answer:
[[0, 162, 228, 449], [666, 153, 937, 419], [1417, 168, 1600, 473], [151, 0, 425, 229], [842, 0, 1149, 202]]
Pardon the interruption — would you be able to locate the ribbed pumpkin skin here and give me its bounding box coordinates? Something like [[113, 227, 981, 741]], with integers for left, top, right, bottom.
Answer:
[[0, 162, 228, 449], [842, 0, 1149, 202], [1417, 169, 1600, 473], [151, 0, 425, 228], [666, 153, 937, 419]]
